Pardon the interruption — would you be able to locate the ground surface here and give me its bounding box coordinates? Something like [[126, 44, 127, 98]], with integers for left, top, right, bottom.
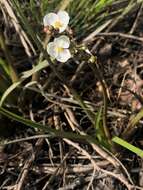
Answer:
[[1, 1, 143, 190]]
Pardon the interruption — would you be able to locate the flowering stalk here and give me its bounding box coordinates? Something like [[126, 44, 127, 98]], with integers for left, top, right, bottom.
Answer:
[[42, 10, 114, 150]]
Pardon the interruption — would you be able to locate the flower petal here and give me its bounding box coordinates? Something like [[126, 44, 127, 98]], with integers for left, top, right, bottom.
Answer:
[[57, 11, 69, 25], [47, 42, 58, 58], [54, 35, 70, 48], [56, 49, 71, 62], [57, 11, 69, 32], [43, 13, 58, 27], [58, 23, 68, 33]]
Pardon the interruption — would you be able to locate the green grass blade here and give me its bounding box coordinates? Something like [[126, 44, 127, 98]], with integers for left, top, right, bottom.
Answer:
[[0, 58, 10, 76], [128, 109, 143, 128], [0, 107, 98, 145], [12, 0, 42, 50], [21, 60, 49, 79], [94, 107, 102, 129], [94, 107, 104, 142], [112, 136, 143, 158], [0, 81, 21, 106], [0, 59, 50, 106], [122, 108, 143, 138], [94, 106, 111, 149], [30, 0, 41, 23]]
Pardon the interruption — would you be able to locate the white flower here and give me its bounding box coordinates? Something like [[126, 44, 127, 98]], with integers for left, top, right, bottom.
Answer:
[[43, 11, 69, 33], [47, 35, 71, 62]]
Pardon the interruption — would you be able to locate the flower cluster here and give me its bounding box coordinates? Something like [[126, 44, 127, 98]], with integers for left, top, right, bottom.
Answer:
[[43, 11, 71, 63]]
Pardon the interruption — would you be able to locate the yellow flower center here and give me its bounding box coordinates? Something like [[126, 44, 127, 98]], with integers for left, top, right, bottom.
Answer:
[[54, 21, 63, 29], [56, 47, 64, 53]]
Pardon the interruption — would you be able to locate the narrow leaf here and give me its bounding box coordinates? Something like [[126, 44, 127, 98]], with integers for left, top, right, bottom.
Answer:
[[112, 136, 143, 158], [0, 81, 21, 106]]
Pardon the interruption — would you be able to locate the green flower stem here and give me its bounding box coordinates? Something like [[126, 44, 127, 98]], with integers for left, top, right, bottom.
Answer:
[[0, 32, 18, 83], [83, 49, 113, 150], [89, 56, 110, 139], [43, 51, 95, 124]]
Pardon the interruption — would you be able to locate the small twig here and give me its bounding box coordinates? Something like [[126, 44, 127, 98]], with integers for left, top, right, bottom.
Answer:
[[42, 152, 71, 190], [1, 0, 36, 57], [91, 0, 136, 52], [95, 32, 143, 43], [64, 139, 133, 190], [129, 3, 143, 35], [33, 162, 109, 174], [123, 2, 143, 46], [53, 105, 64, 163], [64, 139, 97, 190], [14, 138, 44, 190], [1, 135, 51, 145], [70, 61, 86, 83], [106, 0, 135, 32]]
